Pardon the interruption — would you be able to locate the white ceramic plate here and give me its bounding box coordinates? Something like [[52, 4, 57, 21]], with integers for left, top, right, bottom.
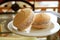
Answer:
[[7, 21, 60, 37]]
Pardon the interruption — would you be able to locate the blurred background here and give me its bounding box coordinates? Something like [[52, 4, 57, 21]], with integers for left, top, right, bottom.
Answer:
[[0, 0, 60, 40]]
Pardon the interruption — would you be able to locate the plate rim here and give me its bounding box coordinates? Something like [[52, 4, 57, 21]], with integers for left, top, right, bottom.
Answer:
[[7, 21, 60, 37]]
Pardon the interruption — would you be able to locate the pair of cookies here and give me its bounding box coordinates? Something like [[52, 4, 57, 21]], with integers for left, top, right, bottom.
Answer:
[[13, 8, 51, 32]]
